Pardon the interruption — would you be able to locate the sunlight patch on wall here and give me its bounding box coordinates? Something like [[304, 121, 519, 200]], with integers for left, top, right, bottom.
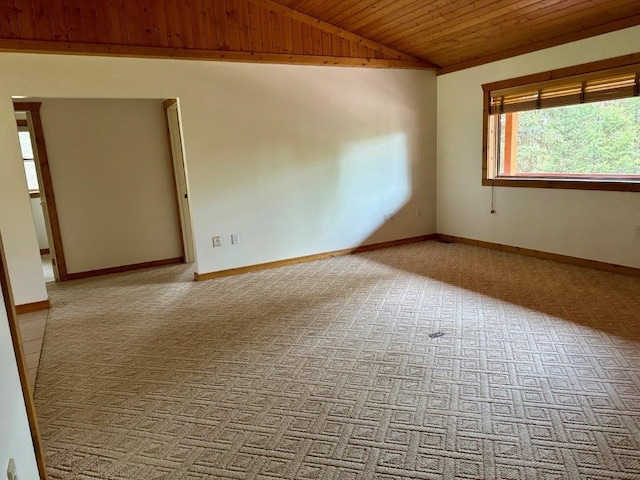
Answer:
[[338, 132, 411, 244]]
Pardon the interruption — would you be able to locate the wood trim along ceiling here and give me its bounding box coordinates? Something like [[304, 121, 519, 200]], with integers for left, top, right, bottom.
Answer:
[[0, 1, 638, 72]]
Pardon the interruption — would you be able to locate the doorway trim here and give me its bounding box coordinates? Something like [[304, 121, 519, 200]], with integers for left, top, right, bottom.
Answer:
[[13, 102, 69, 281], [0, 232, 48, 479]]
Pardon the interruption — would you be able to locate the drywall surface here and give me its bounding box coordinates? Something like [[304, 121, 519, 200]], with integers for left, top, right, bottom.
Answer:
[[0, 53, 436, 296], [0, 287, 39, 480], [0, 55, 436, 298], [437, 25, 640, 268], [182, 65, 436, 272], [30, 197, 48, 251], [0, 104, 46, 305], [37, 99, 182, 274]]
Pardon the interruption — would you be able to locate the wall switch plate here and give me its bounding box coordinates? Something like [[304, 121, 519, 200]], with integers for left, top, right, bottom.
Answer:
[[212, 236, 221, 248], [7, 458, 17, 480], [231, 233, 240, 245]]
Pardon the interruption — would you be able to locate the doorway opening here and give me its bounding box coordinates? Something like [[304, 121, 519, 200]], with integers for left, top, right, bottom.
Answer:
[[13, 99, 195, 283], [14, 105, 59, 283], [7, 98, 198, 479]]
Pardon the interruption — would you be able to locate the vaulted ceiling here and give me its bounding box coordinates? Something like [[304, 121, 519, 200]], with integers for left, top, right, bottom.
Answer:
[[0, 1, 639, 73]]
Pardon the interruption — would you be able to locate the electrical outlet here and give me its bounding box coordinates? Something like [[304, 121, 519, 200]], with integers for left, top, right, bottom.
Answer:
[[212, 236, 221, 248], [231, 233, 240, 245], [7, 458, 17, 480]]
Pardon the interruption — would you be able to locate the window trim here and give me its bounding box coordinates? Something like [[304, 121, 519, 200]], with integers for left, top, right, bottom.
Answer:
[[482, 52, 640, 192]]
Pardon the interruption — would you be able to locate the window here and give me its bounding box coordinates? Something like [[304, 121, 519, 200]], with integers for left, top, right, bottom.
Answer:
[[17, 126, 40, 194], [482, 55, 640, 192]]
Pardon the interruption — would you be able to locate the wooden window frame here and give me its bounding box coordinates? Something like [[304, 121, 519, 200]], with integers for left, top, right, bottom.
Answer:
[[482, 52, 640, 192], [17, 121, 41, 197]]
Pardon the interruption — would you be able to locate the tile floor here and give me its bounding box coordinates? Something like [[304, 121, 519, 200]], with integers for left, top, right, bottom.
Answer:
[[18, 309, 48, 392], [16, 254, 52, 394], [42, 254, 55, 283]]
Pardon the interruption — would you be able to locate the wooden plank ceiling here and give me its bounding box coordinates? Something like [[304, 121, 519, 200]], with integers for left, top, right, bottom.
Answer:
[[0, 1, 639, 72], [275, 0, 640, 72]]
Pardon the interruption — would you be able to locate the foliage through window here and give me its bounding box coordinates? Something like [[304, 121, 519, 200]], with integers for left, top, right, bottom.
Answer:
[[497, 99, 640, 176], [483, 57, 640, 191]]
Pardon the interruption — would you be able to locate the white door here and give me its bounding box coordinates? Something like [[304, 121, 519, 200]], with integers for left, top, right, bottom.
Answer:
[[166, 102, 196, 264]]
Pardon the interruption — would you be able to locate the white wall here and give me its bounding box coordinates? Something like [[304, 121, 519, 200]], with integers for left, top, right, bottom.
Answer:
[[0, 55, 437, 302], [0, 287, 40, 479], [37, 99, 182, 274], [29, 197, 48, 252], [437, 25, 640, 269]]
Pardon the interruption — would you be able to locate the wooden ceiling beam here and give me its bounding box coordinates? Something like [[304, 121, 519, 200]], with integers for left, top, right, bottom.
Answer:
[[0, 38, 429, 69]]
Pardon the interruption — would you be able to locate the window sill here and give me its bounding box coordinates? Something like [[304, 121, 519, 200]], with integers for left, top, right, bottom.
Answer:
[[482, 177, 640, 192]]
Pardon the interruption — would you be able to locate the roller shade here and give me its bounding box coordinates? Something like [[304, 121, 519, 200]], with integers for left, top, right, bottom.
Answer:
[[489, 69, 640, 115]]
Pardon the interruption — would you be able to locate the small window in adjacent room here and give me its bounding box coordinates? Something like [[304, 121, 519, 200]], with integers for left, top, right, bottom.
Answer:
[[18, 128, 40, 194], [482, 57, 640, 192]]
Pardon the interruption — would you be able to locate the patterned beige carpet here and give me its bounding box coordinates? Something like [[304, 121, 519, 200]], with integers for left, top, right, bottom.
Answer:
[[34, 241, 640, 479]]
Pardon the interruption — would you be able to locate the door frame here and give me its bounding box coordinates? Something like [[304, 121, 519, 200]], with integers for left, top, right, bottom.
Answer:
[[163, 99, 196, 264], [14, 99, 192, 281], [14, 102, 68, 281], [16, 117, 52, 258], [0, 232, 48, 479]]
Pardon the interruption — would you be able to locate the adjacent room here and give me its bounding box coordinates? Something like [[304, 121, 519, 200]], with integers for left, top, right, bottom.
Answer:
[[1, 2, 639, 479]]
